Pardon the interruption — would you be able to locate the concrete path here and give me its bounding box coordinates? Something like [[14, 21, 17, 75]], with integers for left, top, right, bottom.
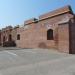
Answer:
[[0, 48, 75, 75]]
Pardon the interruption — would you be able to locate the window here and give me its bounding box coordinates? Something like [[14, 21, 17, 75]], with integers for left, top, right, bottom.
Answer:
[[3, 36, 5, 42], [9, 34, 12, 41], [47, 29, 53, 40], [17, 34, 20, 40]]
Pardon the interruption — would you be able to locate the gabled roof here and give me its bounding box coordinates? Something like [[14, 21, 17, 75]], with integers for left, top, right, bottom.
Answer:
[[39, 5, 73, 21]]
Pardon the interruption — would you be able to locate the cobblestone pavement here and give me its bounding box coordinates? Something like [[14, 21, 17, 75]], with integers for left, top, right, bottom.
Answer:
[[0, 47, 75, 75]]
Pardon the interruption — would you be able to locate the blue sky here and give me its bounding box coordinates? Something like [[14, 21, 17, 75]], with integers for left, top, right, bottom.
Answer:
[[0, 0, 75, 29]]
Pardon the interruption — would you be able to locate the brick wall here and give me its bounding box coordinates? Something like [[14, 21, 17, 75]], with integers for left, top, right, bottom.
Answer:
[[16, 12, 73, 50], [58, 23, 69, 53], [0, 5, 75, 54], [69, 18, 75, 54]]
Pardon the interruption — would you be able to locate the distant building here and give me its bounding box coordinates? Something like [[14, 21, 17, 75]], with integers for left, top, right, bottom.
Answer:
[[0, 5, 75, 54]]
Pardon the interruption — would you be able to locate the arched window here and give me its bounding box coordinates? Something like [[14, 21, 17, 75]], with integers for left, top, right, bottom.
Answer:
[[3, 36, 5, 42], [9, 34, 12, 41], [47, 29, 53, 40], [17, 34, 20, 40]]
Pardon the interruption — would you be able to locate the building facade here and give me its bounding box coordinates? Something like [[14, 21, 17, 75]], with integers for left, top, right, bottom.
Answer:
[[0, 5, 75, 54]]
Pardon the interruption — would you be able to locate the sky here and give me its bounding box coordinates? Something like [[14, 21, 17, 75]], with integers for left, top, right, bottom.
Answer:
[[0, 0, 75, 29]]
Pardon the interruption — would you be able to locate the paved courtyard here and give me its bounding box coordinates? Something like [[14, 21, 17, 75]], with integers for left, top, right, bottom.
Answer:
[[0, 47, 75, 75]]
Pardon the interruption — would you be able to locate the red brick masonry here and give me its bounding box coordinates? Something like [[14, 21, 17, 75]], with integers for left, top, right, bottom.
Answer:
[[0, 5, 75, 54]]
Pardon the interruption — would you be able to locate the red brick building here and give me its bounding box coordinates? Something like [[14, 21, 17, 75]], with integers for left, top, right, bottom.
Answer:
[[0, 5, 75, 54]]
